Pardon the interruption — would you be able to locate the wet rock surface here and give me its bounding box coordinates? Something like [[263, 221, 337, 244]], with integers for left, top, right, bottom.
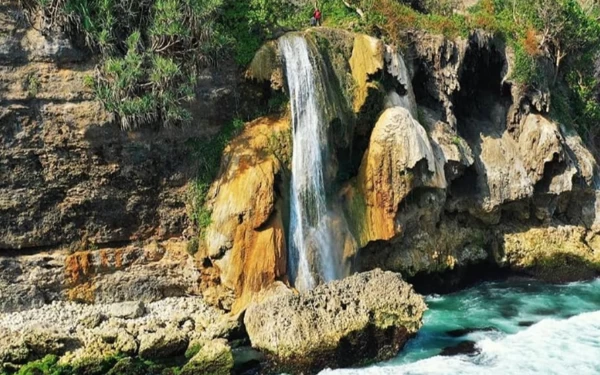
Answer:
[[440, 341, 480, 357]]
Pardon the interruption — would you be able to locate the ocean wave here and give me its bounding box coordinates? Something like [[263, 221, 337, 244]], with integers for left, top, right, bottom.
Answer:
[[320, 310, 600, 375]]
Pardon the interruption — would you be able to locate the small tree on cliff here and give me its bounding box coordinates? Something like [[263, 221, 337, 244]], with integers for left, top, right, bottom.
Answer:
[[535, 0, 600, 84]]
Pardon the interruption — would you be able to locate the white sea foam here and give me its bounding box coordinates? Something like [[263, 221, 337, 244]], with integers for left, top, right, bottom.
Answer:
[[321, 310, 600, 375]]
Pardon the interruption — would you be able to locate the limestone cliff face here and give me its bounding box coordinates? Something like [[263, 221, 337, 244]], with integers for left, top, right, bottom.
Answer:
[[0, 1, 240, 312], [0, 1, 239, 251], [349, 31, 600, 281], [3, 0, 600, 316], [205, 28, 600, 310]]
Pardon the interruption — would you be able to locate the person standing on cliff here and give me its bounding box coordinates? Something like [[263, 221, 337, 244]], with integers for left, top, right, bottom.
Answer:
[[313, 8, 322, 26]]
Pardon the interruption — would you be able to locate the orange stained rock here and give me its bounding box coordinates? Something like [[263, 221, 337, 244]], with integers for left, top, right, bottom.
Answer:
[[67, 281, 96, 304], [231, 202, 288, 313], [204, 115, 291, 313], [114, 249, 123, 269], [65, 251, 93, 285], [345, 107, 443, 248]]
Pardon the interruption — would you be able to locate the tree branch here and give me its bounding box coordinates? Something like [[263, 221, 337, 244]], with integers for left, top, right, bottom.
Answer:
[[342, 0, 364, 19]]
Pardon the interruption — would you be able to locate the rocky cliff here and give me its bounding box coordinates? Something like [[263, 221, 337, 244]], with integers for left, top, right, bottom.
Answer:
[[204, 28, 600, 310], [2, 2, 600, 372], [0, 1, 243, 251], [0, 0, 244, 312]]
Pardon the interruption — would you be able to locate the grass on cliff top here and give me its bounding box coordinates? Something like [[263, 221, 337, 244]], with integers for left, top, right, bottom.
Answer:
[[346, 0, 600, 139], [221, 0, 600, 139], [22, 0, 600, 138]]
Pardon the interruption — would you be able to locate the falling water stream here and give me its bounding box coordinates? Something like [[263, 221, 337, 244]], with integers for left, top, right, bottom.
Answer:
[[279, 34, 341, 291]]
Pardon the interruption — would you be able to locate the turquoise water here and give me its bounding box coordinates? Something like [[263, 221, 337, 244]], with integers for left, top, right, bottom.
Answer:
[[322, 278, 600, 375]]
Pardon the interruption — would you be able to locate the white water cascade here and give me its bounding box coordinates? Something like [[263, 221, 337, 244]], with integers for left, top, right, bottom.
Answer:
[[279, 34, 342, 291]]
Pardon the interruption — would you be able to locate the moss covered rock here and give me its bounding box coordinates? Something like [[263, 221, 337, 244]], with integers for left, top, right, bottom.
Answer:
[[180, 339, 233, 375], [502, 225, 600, 282]]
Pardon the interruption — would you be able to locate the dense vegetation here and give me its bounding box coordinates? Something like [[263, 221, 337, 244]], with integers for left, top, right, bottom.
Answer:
[[21, 0, 600, 136], [20, 0, 227, 130]]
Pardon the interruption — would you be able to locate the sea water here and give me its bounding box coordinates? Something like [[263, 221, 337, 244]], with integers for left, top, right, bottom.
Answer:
[[321, 278, 600, 375]]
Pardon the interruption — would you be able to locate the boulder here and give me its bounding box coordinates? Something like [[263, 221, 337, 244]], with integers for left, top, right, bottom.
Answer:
[[138, 328, 188, 359], [244, 269, 426, 374], [106, 301, 146, 320], [181, 339, 234, 375], [502, 225, 600, 281]]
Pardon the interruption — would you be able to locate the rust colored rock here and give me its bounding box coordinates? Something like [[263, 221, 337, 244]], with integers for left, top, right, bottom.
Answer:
[[203, 116, 291, 313]]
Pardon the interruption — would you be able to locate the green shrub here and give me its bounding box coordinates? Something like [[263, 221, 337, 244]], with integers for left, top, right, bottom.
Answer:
[[186, 118, 245, 236], [184, 343, 202, 359], [28, 0, 226, 129], [24, 74, 41, 98], [16, 355, 64, 375]]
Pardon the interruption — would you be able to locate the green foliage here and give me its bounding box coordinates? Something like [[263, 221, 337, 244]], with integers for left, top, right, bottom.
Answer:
[[218, 0, 316, 66], [184, 343, 202, 359], [10, 354, 190, 375], [266, 91, 289, 114], [24, 74, 41, 98], [512, 43, 543, 86], [342, 183, 367, 243], [31, 0, 226, 129], [267, 128, 293, 171], [16, 355, 64, 375], [565, 63, 600, 138], [187, 118, 245, 236], [13, 354, 122, 375]]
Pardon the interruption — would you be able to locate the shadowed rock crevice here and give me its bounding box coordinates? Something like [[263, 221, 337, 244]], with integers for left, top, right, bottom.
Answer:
[[453, 38, 512, 139]]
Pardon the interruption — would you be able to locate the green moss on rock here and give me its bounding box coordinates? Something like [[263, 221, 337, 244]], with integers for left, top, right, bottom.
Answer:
[[180, 340, 233, 375]]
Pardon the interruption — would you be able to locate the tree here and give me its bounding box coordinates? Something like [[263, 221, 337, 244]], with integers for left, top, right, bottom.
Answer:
[[536, 0, 600, 84]]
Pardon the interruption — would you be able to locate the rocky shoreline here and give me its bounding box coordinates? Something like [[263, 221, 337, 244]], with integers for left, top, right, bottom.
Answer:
[[3, 1, 600, 374], [0, 297, 241, 374], [0, 270, 425, 375]]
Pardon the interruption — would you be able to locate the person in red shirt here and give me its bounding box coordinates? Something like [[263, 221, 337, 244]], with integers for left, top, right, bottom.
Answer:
[[313, 8, 322, 26]]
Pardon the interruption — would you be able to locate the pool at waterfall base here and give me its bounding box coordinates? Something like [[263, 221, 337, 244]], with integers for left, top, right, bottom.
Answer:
[[321, 277, 600, 375]]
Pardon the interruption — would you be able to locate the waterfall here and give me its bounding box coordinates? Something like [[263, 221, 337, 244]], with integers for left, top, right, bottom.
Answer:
[[279, 35, 342, 291]]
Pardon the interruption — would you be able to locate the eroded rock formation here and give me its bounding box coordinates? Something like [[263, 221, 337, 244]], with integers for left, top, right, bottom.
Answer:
[[201, 116, 291, 313], [0, 297, 239, 373], [244, 269, 426, 374], [208, 27, 600, 307]]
